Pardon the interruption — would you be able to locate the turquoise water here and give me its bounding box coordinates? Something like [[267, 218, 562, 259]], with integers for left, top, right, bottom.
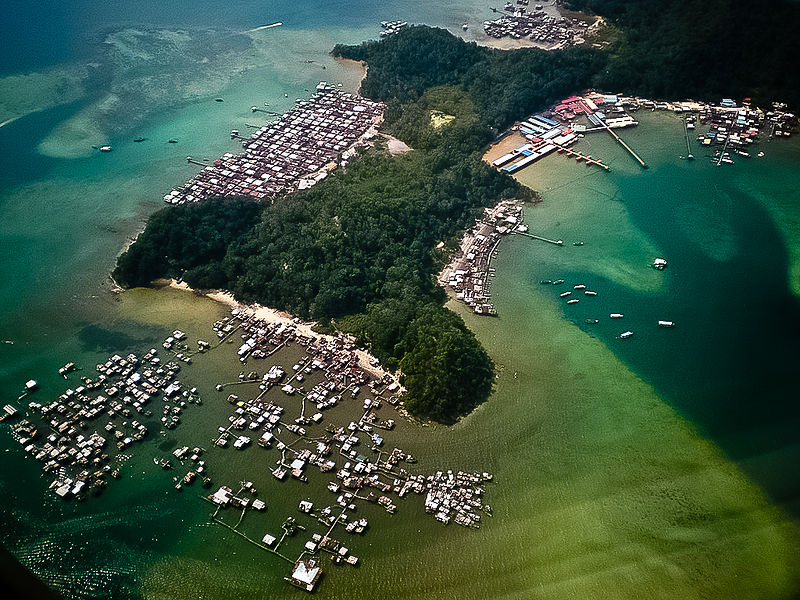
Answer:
[[1, 2, 800, 598]]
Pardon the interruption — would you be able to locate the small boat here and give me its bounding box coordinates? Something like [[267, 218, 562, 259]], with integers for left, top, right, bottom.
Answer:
[[573, 241, 584, 246], [610, 313, 624, 319], [573, 284, 586, 290], [99, 145, 112, 152], [560, 291, 572, 298], [539, 279, 552, 285], [618, 331, 634, 339], [552, 279, 565, 285], [584, 290, 597, 296], [462, 23, 469, 30], [214, 98, 224, 102], [757, 151, 765, 157], [168, 139, 178, 144], [567, 299, 579, 304], [658, 320, 675, 328], [585, 318, 599, 324], [652, 258, 668, 270], [133, 137, 146, 142]]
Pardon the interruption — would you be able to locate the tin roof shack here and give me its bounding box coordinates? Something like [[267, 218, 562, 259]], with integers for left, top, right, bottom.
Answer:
[[288, 558, 322, 591]]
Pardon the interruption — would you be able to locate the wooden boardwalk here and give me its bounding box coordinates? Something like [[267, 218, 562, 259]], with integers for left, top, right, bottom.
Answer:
[[554, 143, 610, 170]]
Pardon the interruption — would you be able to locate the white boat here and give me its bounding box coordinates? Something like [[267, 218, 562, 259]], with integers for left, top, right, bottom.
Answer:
[[658, 320, 675, 328], [559, 291, 572, 298], [584, 290, 597, 296], [652, 257, 668, 270], [99, 145, 112, 152], [618, 331, 634, 339], [567, 299, 579, 304], [609, 313, 624, 319]]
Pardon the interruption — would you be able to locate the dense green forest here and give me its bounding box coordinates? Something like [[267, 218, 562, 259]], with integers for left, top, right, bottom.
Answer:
[[563, 0, 800, 107], [114, 81, 528, 423], [333, 27, 605, 131], [115, 12, 800, 423]]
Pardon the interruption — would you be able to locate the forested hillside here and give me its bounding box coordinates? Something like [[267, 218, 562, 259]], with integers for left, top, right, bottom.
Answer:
[[564, 0, 800, 107]]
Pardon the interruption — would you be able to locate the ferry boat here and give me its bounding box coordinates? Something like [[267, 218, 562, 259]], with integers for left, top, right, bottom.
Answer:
[[658, 320, 675, 328], [609, 313, 624, 319], [618, 331, 634, 339]]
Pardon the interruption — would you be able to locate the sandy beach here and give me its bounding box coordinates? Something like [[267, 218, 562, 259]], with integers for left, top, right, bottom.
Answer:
[[481, 130, 527, 164], [165, 279, 397, 382]]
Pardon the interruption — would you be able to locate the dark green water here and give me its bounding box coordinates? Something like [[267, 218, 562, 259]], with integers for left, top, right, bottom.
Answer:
[[514, 111, 800, 518]]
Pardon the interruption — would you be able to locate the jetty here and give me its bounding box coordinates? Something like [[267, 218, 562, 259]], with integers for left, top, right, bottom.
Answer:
[[683, 116, 694, 159], [598, 116, 647, 168], [514, 230, 563, 246], [553, 143, 610, 170]]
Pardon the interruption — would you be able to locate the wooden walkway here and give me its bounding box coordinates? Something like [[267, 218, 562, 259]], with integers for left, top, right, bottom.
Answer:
[[554, 143, 610, 170]]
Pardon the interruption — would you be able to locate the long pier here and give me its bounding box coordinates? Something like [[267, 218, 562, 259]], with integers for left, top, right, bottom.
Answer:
[[683, 117, 695, 159], [514, 231, 563, 246], [599, 119, 647, 168], [554, 143, 610, 170]]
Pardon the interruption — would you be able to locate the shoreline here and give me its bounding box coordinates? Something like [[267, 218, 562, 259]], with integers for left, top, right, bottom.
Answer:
[[333, 57, 368, 93], [162, 279, 398, 383]]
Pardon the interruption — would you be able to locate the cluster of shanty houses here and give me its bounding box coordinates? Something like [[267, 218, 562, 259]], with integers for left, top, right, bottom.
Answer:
[[200, 309, 494, 590], [515, 92, 793, 160], [209, 309, 495, 530], [424, 470, 493, 527], [441, 200, 524, 315], [484, 3, 592, 48], [11, 350, 196, 500], [164, 82, 385, 205]]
